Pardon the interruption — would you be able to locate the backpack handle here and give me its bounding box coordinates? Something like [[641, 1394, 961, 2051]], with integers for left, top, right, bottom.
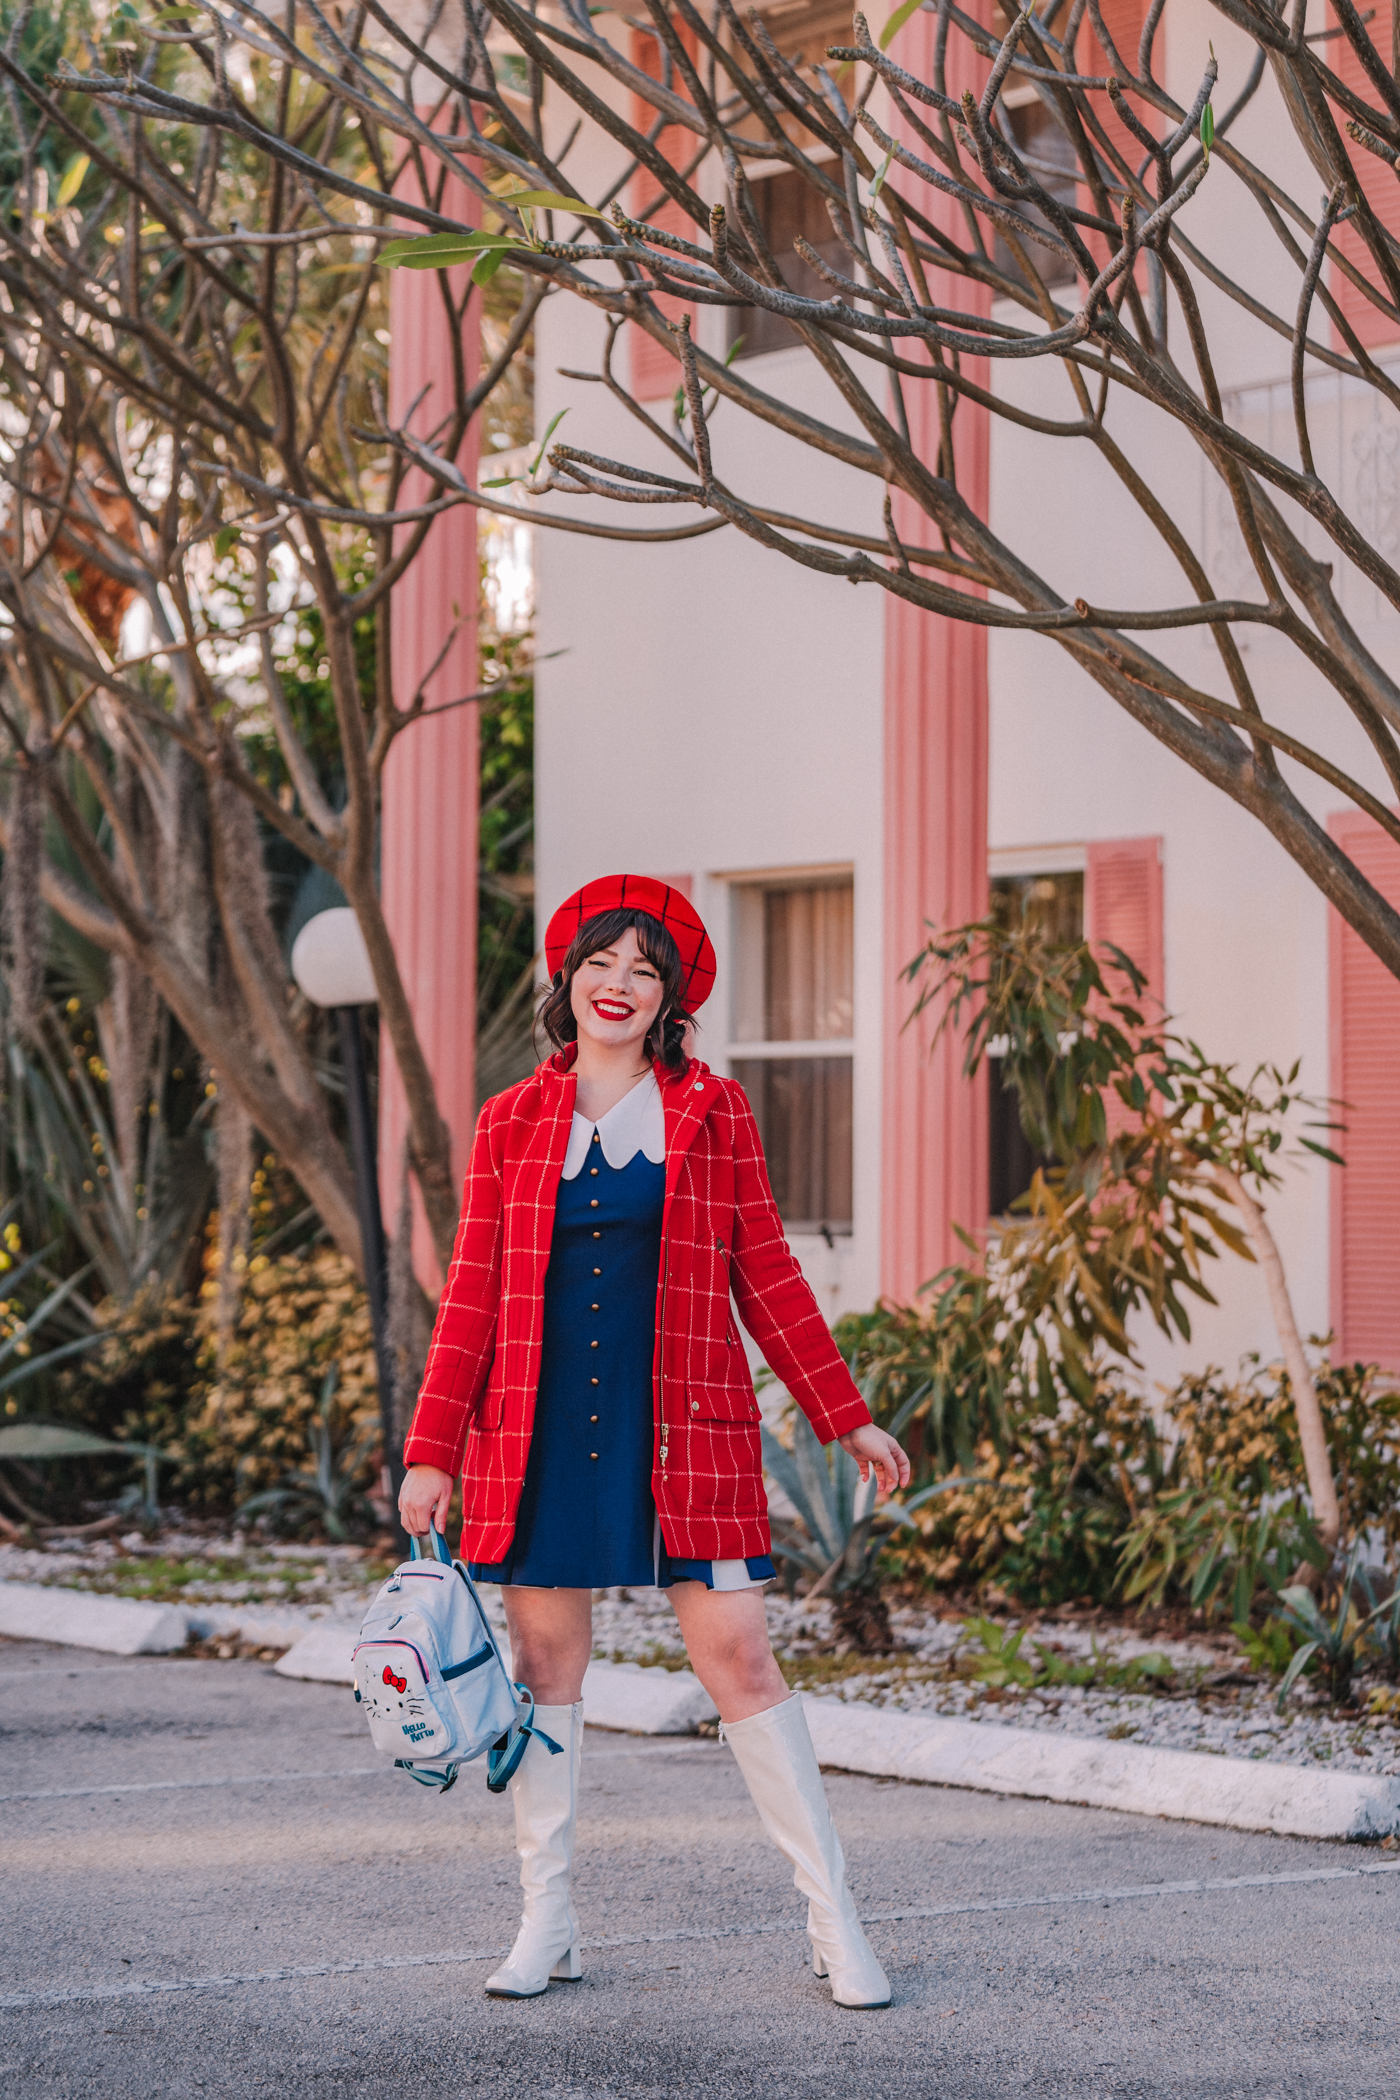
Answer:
[[409, 1524, 453, 1566]]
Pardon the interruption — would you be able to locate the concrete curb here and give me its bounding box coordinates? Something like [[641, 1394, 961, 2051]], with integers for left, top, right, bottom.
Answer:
[[8, 1576, 1395, 1837], [580, 1658, 718, 1734], [801, 1695, 1400, 1841], [274, 1628, 719, 1735], [274, 1626, 356, 1683], [191, 1608, 354, 1655], [0, 1580, 187, 1656]]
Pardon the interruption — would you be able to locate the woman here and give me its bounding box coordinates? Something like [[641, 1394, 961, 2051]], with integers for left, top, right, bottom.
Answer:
[[399, 874, 910, 2009]]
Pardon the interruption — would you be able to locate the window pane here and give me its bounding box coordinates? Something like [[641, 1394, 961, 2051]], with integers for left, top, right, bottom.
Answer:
[[987, 870, 1084, 1213], [990, 869, 1084, 945], [733, 1056, 853, 1235], [989, 1058, 1045, 1219], [728, 170, 848, 360], [763, 884, 853, 1041], [989, 97, 1078, 292]]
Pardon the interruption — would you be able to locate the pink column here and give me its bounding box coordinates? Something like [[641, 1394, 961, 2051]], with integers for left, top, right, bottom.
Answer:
[[881, 4, 992, 1305], [380, 161, 480, 1288]]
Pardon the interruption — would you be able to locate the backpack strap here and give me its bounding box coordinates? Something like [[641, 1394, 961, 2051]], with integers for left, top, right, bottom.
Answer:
[[486, 1686, 563, 1793], [394, 1759, 460, 1793], [409, 1525, 454, 1566]]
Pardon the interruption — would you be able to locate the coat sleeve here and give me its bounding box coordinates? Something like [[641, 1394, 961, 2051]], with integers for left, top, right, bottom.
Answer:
[[401, 1097, 506, 1476], [723, 1083, 872, 1445]]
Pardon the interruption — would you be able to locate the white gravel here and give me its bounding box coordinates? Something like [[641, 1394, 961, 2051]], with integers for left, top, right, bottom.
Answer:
[[589, 1586, 1400, 1778], [6, 1536, 1398, 1776]]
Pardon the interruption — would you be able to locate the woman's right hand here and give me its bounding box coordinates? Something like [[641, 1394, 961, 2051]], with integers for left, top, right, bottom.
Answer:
[[398, 1463, 455, 1539]]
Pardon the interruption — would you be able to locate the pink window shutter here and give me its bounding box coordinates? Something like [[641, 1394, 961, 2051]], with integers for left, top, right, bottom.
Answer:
[[1085, 837, 1164, 1140], [1085, 837, 1164, 1009], [628, 29, 697, 400], [1324, 8, 1400, 350], [1328, 812, 1400, 1366]]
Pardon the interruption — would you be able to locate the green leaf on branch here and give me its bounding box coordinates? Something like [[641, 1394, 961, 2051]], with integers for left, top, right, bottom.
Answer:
[[869, 149, 894, 207], [472, 245, 507, 286], [1200, 101, 1215, 162], [56, 153, 90, 208], [491, 188, 608, 219], [527, 407, 569, 480], [377, 231, 516, 270], [880, 0, 926, 48], [214, 524, 241, 560]]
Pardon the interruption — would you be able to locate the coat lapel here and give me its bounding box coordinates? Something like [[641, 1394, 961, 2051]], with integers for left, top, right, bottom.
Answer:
[[661, 1058, 721, 1204], [512, 1053, 576, 1296]]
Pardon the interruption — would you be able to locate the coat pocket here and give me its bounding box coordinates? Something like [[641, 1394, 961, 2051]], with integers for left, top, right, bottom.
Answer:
[[684, 1381, 761, 1423], [473, 1363, 506, 1432]]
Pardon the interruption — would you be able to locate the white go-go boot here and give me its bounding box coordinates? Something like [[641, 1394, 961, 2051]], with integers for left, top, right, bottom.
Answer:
[[723, 1691, 892, 2009], [485, 1700, 583, 1998]]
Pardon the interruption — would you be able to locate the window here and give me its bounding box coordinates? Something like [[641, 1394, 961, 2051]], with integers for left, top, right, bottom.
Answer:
[[988, 870, 1084, 1216], [991, 92, 1078, 292], [729, 878, 854, 1236], [727, 169, 847, 361]]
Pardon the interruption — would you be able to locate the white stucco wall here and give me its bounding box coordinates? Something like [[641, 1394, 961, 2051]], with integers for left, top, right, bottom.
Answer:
[[533, 214, 888, 1314], [984, 0, 1400, 1383], [528, 19, 1399, 1373]]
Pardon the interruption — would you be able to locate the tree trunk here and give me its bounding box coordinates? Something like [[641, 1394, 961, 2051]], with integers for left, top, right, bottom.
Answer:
[[1211, 1165, 1341, 1556]]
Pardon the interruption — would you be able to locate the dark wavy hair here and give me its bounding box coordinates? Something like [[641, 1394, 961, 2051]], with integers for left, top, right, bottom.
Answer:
[[536, 908, 694, 1071]]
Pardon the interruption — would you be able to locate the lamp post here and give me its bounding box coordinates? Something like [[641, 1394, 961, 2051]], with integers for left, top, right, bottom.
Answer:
[[290, 907, 405, 1551]]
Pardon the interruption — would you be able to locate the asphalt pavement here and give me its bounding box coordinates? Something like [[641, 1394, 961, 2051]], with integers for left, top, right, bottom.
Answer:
[[1, 1635, 1397, 2099]]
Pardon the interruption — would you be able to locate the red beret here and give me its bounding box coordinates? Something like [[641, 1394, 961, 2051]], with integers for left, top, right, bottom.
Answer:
[[544, 874, 716, 1011]]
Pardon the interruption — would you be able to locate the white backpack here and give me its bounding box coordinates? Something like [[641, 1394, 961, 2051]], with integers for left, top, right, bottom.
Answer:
[[352, 1528, 558, 1792]]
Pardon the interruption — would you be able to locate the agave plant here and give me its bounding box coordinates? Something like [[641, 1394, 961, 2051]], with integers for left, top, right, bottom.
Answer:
[[0, 1206, 101, 1398], [3, 1006, 212, 1305], [1357, 1564, 1400, 1686], [0, 1420, 169, 1531], [239, 1368, 379, 1542], [1275, 1545, 1379, 1711], [761, 1386, 978, 1652]]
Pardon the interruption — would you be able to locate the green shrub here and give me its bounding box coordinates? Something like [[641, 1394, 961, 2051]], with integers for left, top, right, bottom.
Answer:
[[54, 1242, 379, 1520], [848, 1298, 1400, 1614], [849, 912, 1359, 1614], [875, 1363, 1167, 1608]]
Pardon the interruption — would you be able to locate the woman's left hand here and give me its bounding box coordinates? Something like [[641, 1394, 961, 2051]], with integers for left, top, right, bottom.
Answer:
[[837, 1423, 911, 1497]]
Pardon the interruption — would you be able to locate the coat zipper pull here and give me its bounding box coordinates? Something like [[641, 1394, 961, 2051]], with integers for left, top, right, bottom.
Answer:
[[660, 1419, 669, 1469]]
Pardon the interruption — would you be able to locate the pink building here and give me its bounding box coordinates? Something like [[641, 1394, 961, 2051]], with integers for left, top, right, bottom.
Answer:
[[389, 0, 1400, 1373]]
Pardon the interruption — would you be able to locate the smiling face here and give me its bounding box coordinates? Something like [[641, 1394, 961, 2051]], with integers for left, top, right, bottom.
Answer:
[[568, 924, 667, 1062]]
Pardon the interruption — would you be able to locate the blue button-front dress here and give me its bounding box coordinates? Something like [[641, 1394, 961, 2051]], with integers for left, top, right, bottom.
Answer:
[[469, 1126, 774, 1590]]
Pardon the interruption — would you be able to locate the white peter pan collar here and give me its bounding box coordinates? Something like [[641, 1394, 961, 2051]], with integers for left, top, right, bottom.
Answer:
[[561, 1072, 665, 1180]]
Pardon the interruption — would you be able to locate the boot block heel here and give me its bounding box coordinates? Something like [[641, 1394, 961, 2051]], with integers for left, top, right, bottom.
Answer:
[[550, 1944, 582, 1982], [811, 1947, 829, 1979]]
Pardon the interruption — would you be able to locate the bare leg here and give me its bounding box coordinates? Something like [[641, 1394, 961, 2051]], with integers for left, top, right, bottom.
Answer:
[[667, 1583, 789, 1722], [501, 1586, 593, 1704], [670, 1582, 889, 2006]]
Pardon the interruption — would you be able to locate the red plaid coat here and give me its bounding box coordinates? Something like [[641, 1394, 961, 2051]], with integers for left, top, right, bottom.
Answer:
[[402, 1049, 871, 1562]]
